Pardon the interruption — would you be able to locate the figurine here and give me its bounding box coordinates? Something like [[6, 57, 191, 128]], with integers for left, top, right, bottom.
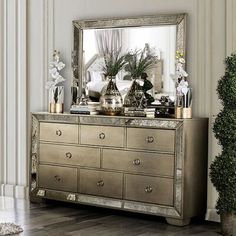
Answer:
[[141, 72, 155, 105]]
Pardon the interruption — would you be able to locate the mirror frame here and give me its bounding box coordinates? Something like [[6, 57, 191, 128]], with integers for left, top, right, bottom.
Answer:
[[72, 13, 187, 98]]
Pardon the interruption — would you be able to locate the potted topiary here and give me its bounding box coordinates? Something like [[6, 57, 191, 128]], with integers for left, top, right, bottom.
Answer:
[[210, 53, 236, 236]]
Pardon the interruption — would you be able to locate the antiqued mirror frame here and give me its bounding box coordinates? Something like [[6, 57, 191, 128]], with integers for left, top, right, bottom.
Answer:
[[72, 13, 187, 101]]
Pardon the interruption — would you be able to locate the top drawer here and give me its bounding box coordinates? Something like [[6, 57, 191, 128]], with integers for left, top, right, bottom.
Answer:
[[80, 125, 125, 148], [127, 128, 175, 153], [40, 122, 78, 143]]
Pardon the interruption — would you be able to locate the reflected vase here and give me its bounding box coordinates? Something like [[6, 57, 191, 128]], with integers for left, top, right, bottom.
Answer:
[[49, 86, 64, 113], [124, 78, 147, 108], [99, 76, 123, 116]]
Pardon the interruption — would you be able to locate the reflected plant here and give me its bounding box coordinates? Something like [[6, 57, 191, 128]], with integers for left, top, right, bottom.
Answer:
[[102, 48, 127, 77], [124, 44, 158, 78]]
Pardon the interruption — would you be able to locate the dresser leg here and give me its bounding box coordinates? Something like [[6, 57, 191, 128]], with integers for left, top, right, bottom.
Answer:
[[166, 217, 191, 226], [30, 196, 46, 204]]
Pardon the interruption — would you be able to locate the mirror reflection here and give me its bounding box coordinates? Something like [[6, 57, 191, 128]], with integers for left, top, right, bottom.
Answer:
[[83, 26, 176, 101], [72, 14, 186, 105]]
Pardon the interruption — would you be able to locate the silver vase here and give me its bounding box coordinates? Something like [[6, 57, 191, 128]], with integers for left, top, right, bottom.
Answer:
[[99, 77, 123, 116]]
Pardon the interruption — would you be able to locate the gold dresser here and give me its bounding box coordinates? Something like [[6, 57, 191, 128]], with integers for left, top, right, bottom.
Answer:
[[30, 113, 208, 226]]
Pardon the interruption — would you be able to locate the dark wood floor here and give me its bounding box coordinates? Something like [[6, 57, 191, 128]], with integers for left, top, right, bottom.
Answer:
[[0, 197, 220, 236]]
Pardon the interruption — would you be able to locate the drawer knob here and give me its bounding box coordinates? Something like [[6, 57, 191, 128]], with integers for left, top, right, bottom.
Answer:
[[54, 175, 61, 182], [146, 136, 154, 143], [133, 159, 141, 165], [99, 132, 105, 140], [66, 152, 72, 159], [144, 186, 153, 193], [96, 180, 104, 187], [56, 130, 62, 136]]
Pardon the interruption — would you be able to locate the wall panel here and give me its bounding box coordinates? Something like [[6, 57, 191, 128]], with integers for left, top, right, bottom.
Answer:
[[0, 0, 28, 198]]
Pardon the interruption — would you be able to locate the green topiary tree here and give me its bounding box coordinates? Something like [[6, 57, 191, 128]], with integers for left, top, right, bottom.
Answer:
[[210, 53, 236, 235]]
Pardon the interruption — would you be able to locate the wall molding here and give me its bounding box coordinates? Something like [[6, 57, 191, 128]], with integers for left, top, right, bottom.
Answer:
[[193, 0, 213, 117], [1, 184, 29, 199], [226, 0, 236, 54], [206, 209, 220, 223], [0, 0, 28, 192], [0, 0, 4, 185]]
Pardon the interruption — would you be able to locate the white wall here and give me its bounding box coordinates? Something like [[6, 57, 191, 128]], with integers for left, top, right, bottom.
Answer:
[[1, 0, 236, 221], [0, 0, 27, 198]]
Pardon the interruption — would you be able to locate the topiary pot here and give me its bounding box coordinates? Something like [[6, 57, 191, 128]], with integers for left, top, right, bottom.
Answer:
[[221, 213, 236, 236]]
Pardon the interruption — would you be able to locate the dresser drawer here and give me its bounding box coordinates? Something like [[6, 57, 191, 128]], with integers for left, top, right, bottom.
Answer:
[[40, 143, 100, 168], [40, 122, 78, 143], [38, 165, 78, 192], [80, 125, 125, 147], [127, 128, 175, 152], [80, 169, 123, 198], [103, 149, 174, 176], [125, 174, 173, 206]]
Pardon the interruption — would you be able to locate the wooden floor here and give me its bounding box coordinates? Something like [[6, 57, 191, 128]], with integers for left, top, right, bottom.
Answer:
[[0, 197, 220, 236]]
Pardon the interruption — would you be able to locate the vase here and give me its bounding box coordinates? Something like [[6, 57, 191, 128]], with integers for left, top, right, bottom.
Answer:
[[49, 86, 64, 113], [175, 88, 192, 119], [124, 78, 147, 108], [99, 76, 123, 116], [175, 93, 183, 118]]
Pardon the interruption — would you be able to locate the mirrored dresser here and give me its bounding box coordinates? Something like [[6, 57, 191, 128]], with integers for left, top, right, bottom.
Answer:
[[30, 113, 208, 226]]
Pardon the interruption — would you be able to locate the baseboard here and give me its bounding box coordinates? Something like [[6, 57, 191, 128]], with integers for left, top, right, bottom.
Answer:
[[205, 208, 220, 222], [0, 184, 29, 199]]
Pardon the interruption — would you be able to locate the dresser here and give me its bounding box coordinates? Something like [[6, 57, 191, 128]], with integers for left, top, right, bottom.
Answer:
[[30, 113, 208, 226]]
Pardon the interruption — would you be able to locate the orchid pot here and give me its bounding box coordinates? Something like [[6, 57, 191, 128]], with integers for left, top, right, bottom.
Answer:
[[49, 86, 64, 113]]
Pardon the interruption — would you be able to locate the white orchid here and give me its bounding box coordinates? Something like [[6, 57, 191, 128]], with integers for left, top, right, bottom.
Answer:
[[46, 50, 66, 89]]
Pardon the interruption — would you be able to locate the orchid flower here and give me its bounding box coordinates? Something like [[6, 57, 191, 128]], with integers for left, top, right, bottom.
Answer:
[[46, 50, 66, 89]]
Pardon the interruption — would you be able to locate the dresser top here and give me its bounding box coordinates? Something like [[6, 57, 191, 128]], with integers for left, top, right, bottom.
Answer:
[[31, 112, 208, 129]]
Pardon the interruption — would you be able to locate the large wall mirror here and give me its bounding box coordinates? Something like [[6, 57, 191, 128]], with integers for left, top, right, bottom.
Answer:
[[72, 14, 186, 104]]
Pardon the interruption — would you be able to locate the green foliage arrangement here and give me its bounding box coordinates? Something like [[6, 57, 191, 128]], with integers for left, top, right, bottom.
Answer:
[[210, 53, 236, 214], [103, 49, 127, 77], [124, 45, 158, 78]]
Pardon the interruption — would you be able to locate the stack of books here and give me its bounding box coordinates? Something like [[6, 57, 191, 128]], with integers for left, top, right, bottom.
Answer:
[[70, 105, 98, 115], [124, 107, 156, 118], [144, 108, 156, 118], [124, 108, 146, 117]]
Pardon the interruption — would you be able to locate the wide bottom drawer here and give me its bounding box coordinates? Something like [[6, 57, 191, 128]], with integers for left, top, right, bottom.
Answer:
[[38, 165, 78, 192], [125, 174, 174, 206], [80, 169, 123, 199]]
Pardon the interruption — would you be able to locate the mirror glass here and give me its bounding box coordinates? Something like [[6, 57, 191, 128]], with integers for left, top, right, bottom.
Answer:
[[72, 14, 186, 104]]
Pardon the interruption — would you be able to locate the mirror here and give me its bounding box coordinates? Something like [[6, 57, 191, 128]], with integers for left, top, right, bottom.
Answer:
[[72, 14, 186, 104]]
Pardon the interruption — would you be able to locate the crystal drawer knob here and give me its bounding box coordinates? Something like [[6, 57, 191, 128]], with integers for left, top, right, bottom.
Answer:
[[99, 132, 105, 140], [54, 175, 61, 182], [146, 136, 154, 143], [144, 186, 153, 193], [97, 180, 104, 187], [133, 159, 141, 165], [66, 152, 72, 159], [56, 130, 62, 136]]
